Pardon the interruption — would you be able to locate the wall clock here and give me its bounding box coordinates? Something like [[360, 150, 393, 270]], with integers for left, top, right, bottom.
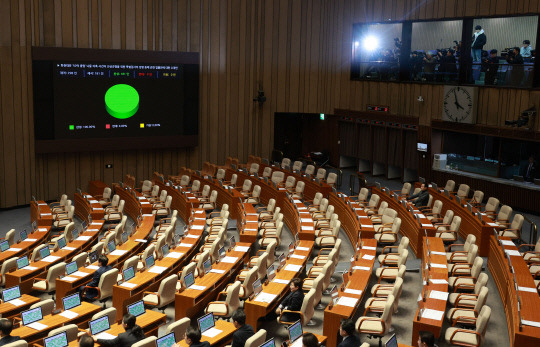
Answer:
[[442, 86, 478, 124]]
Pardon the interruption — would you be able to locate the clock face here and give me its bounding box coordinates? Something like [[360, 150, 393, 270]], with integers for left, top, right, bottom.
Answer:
[[443, 87, 474, 122]]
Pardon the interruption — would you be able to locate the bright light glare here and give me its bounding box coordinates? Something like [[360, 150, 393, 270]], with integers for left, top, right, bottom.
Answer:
[[354, 41, 360, 48], [363, 36, 378, 51]]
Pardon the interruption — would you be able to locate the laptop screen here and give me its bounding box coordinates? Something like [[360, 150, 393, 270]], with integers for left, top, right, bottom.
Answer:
[[73, 228, 80, 240], [253, 279, 262, 295], [20, 230, 27, 242], [2, 286, 21, 302], [89, 250, 98, 263], [57, 237, 67, 250], [44, 332, 68, 347], [0, 241, 10, 252], [279, 253, 286, 268], [107, 241, 116, 253], [62, 292, 81, 310], [89, 316, 110, 335], [145, 255, 155, 269], [229, 236, 236, 250], [267, 265, 275, 281], [65, 261, 78, 275], [184, 272, 195, 288], [156, 333, 176, 347], [22, 307, 43, 326], [82, 221, 88, 231], [385, 334, 398, 347], [32, 221, 38, 232], [123, 266, 135, 282], [162, 244, 170, 257], [197, 312, 215, 333], [203, 259, 212, 275], [127, 300, 145, 317], [39, 246, 50, 260], [259, 338, 275, 347], [219, 247, 226, 259], [122, 232, 129, 244], [88, 214, 93, 223], [16, 256, 29, 270], [288, 320, 303, 343]]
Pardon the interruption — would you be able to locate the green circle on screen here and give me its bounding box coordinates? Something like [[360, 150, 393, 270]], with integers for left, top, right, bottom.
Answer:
[[105, 84, 139, 119]]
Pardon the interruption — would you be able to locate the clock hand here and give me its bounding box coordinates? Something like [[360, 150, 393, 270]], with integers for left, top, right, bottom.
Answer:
[[455, 102, 464, 110]]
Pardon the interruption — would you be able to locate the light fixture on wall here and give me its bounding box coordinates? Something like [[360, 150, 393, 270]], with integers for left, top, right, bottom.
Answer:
[[253, 90, 266, 107]]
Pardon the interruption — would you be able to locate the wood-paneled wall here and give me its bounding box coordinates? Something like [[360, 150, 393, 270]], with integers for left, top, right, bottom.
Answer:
[[1, 0, 539, 208]]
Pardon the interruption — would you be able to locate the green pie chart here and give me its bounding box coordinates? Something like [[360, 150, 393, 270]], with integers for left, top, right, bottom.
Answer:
[[105, 84, 139, 119]]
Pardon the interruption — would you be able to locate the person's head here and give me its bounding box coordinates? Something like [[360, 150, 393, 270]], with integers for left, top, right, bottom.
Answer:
[[123, 314, 136, 330], [302, 333, 318, 347], [0, 319, 13, 337], [447, 49, 454, 56], [98, 255, 109, 267], [514, 47, 520, 55], [524, 40, 530, 46], [490, 49, 498, 57], [426, 52, 432, 58], [231, 309, 246, 328], [290, 278, 302, 292], [339, 319, 356, 337], [418, 331, 435, 347], [185, 326, 202, 345], [420, 183, 427, 191], [475, 25, 482, 32], [79, 335, 94, 347], [529, 155, 535, 163]]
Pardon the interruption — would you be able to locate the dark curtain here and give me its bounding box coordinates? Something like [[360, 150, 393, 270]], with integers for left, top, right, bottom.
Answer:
[[387, 128, 403, 167], [357, 124, 371, 160], [372, 126, 387, 163], [403, 130, 418, 169], [339, 122, 357, 157]]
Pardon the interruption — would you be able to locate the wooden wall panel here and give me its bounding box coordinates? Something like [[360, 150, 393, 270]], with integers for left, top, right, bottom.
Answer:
[[1, 0, 540, 207]]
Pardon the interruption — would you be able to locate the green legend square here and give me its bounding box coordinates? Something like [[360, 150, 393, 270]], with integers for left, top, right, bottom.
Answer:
[[69, 125, 75, 130]]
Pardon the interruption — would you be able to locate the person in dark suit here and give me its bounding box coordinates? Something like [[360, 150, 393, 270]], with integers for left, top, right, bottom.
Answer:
[[79, 335, 94, 347], [231, 310, 254, 347], [302, 333, 319, 347], [80, 255, 111, 300], [95, 314, 145, 347], [338, 319, 361, 347], [417, 331, 435, 347], [0, 319, 20, 347], [407, 183, 429, 207], [522, 155, 537, 182], [276, 278, 304, 323], [184, 326, 210, 347]]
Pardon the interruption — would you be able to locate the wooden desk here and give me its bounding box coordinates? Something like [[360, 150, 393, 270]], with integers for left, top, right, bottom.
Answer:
[[174, 243, 251, 320], [0, 295, 40, 319], [282, 197, 315, 241], [154, 181, 200, 224], [11, 302, 101, 344], [329, 193, 365, 243], [31, 200, 53, 227], [55, 215, 155, 308], [373, 187, 436, 258], [226, 169, 286, 209], [323, 239, 377, 347], [0, 226, 50, 268], [244, 240, 314, 330], [488, 236, 540, 346], [5, 225, 102, 294], [74, 193, 105, 223], [427, 187, 493, 257], [175, 320, 237, 347], [114, 186, 152, 221], [412, 237, 448, 344], [238, 203, 259, 244], [88, 180, 109, 198]]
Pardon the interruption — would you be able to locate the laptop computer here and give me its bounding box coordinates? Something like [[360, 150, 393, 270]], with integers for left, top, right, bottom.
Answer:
[[121, 231, 129, 244], [44, 331, 68, 347], [73, 228, 80, 240], [385, 333, 398, 347], [278, 253, 286, 270], [156, 332, 176, 347], [89, 250, 99, 264], [65, 261, 78, 276], [57, 237, 67, 250], [107, 241, 116, 254], [20, 230, 27, 242], [330, 285, 339, 305], [203, 259, 212, 275], [32, 221, 38, 233], [197, 312, 215, 334], [62, 292, 81, 311], [21, 306, 43, 326], [123, 266, 135, 282], [88, 214, 93, 224], [82, 221, 88, 231], [259, 338, 276, 347], [2, 285, 21, 303], [184, 272, 195, 289], [287, 320, 303, 347], [218, 247, 226, 260], [443, 189, 449, 197], [127, 300, 145, 317], [39, 246, 51, 260], [145, 255, 155, 269], [267, 265, 276, 281], [89, 316, 110, 337], [229, 236, 236, 250], [0, 241, 10, 252], [16, 256, 29, 270], [252, 279, 263, 296], [162, 244, 170, 258]]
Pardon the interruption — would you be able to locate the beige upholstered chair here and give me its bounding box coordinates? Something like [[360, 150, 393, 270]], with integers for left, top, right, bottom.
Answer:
[[118, 256, 139, 282], [372, 207, 397, 229], [352, 187, 370, 205], [0, 229, 16, 246], [82, 268, 118, 308], [239, 252, 268, 281], [312, 239, 341, 267], [447, 234, 476, 263], [153, 196, 172, 217], [199, 191, 218, 210], [447, 245, 479, 275], [433, 209, 454, 226], [190, 180, 201, 194], [48, 324, 79, 342], [305, 261, 333, 293], [32, 262, 66, 299], [376, 251, 408, 283], [292, 161, 303, 171], [245, 185, 261, 204], [0, 257, 17, 286], [31, 244, 47, 262], [316, 168, 326, 180], [245, 329, 267, 347], [104, 200, 124, 223], [132, 337, 157, 347], [446, 287, 489, 325], [356, 295, 395, 345], [271, 171, 285, 185], [249, 163, 260, 175], [484, 197, 500, 215], [445, 305, 491, 347], [280, 176, 296, 190], [143, 274, 178, 311], [378, 237, 409, 265], [30, 299, 55, 316], [91, 307, 117, 326], [435, 215, 461, 243], [140, 180, 153, 196], [257, 199, 276, 219], [178, 262, 197, 291], [315, 221, 339, 248], [469, 190, 484, 206], [304, 165, 315, 176], [262, 167, 272, 178], [306, 192, 323, 212], [236, 179, 253, 196], [238, 267, 258, 299], [52, 205, 74, 228], [2, 340, 27, 347], [281, 158, 291, 169], [424, 200, 443, 221], [364, 277, 403, 314], [179, 175, 190, 187], [455, 184, 470, 199], [205, 281, 241, 319], [326, 173, 338, 187], [448, 273, 488, 307], [259, 221, 283, 247], [374, 218, 401, 245], [494, 205, 513, 226], [444, 180, 456, 192], [449, 257, 483, 291], [216, 169, 226, 181], [302, 274, 324, 309], [167, 317, 190, 341], [520, 237, 540, 262], [364, 194, 381, 216]]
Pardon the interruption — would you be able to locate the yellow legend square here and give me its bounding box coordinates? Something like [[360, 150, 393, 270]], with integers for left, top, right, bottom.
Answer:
[[140, 123, 145, 128]]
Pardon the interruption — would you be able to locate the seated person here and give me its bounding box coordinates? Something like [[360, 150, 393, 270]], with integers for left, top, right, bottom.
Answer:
[[407, 183, 429, 207], [521, 40, 532, 58], [521, 155, 537, 182], [79, 335, 94, 347], [183, 326, 210, 347], [231, 309, 254, 347], [0, 319, 20, 347], [302, 333, 319, 347], [81, 255, 111, 300], [94, 314, 145, 347], [338, 319, 361, 347], [275, 278, 304, 323], [417, 331, 435, 347]]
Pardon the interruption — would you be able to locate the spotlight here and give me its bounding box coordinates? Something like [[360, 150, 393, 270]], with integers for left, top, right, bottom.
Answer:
[[354, 41, 360, 48], [363, 36, 379, 51]]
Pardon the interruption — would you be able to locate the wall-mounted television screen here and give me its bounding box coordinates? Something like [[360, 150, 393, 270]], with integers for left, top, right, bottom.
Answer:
[[417, 142, 428, 152], [32, 47, 199, 153]]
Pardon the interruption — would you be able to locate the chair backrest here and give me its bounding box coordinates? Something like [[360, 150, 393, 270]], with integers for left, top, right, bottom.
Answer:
[[226, 281, 241, 313], [450, 216, 462, 232], [485, 197, 499, 213], [398, 237, 409, 253], [132, 336, 156, 347], [311, 192, 323, 206], [470, 257, 484, 278], [318, 199, 329, 213], [73, 252, 88, 268], [311, 274, 325, 306], [180, 175, 190, 186], [321, 261, 334, 290], [209, 190, 218, 203], [243, 266, 258, 297], [397, 250, 408, 267], [196, 250, 210, 274], [31, 299, 55, 316], [245, 329, 267, 347], [368, 194, 380, 209], [281, 158, 291, 168], [333, 239, 342, 260], [357, 188, 368, 201], [180, 262, 197, 286], [91, 307, 117, 325], [158, 190, 168, 202], [90, 242, 104, 256], [327, 173, 337, 185], [474, 286, 489, 311], [141, 180, 152, 193], [316, 168, 326, 180], [155, 235, 167, 259], [305, 165, 315, 176], [471, 190, 484, 205], [432, 200, 443, 215], [391, 218, 402, 234], [463, 234, 477, 253], [265, 199, 276, 213], [191, 180, 201, 192], [444, 180, 456, 192], [510, 214, 524, 231], [250, 163, 260, 175], [208, 239, 220, 262], [5, 229, 15, 245], [167, 317, 191, 340], [396, 265, 406, 280], [242, 179, 253, 192], [442, 210, 454, 225], [98, 268, 119, 299], [229, 174, 237, 186], [256, 253, 269, 279], [48, 324, 78, 342], [158, 274, 179, 306], [271, 171, 285, 184], [475, 273, 489, 294], [466, 244, 479, 264], [110, 194, 120, 207], [102, 188, 112, 200], [117, 200, 125, 213], [285, 176, 296, 188], [292, 161, 303, 171], [201, 185, 211, 198], [381, 294, 395, 332], [124, 256, 140, 273], [216, 169, 226, 180], [1, 341, 27, 347], [457, 184, 470, 198], [401, 183, 412, 195], [497, 205, 513, 221], [476, 305, 492, 340], [301, 289, 316, 325], [0, 257, 17, 284], [377, 201, 389, 215], [381, 208, 397, 224], [252, 185, 262, 198], [263, 167, 272, 178], [150, 185, 160, 198], [265, 240, 277, 265]]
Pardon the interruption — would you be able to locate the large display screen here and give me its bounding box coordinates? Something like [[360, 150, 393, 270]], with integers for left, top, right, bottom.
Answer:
[[33, 47, 199, 153]]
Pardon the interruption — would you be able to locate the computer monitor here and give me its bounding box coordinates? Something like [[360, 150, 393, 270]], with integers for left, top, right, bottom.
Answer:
[[2, 286, 21, 302], [156, 332, 176, 347], [375, 182, 381, 191], [123, 266, 135, 282], [57, 237, 67, 250], [65, 261, 78, 275], [82, 221, 88, 231], [89, 250, 98, 263], [107, 241, 116, 253], [197, 312, 215, 333], [288, 320, 303, 344], [467, 203, 473, 213], [252, 279, 262, 296], [218, 247, 226, 260], [259, 338, 275, 347], [44, 332, 68, 347], [89, 316, 110, 336], [21, 307, 43, 326], [455, 196, 461, 205], [127, 300, 145, 317], [73, 228, 80, 240], [229, 236, 236, 250], [32, 221, 38, 232], [16, 256, 29, 270], [443, 189, 449, 197], [288, 242, 294, 254], [20, 230, 27, 242], [0, 241, 9, 252], [278, 253, 286, 269], [184, 272, 195, 288], [121, 232, 129, 244], [267, 265, 275, 281], [162, 244, 170, 258], [145, 255, 155, 269], [385, 333, 398, 347], [88, 214, 93, 224], [39, 246, 51, 260], [203, 259, 212, 275], [62, 292, 81, 310]]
